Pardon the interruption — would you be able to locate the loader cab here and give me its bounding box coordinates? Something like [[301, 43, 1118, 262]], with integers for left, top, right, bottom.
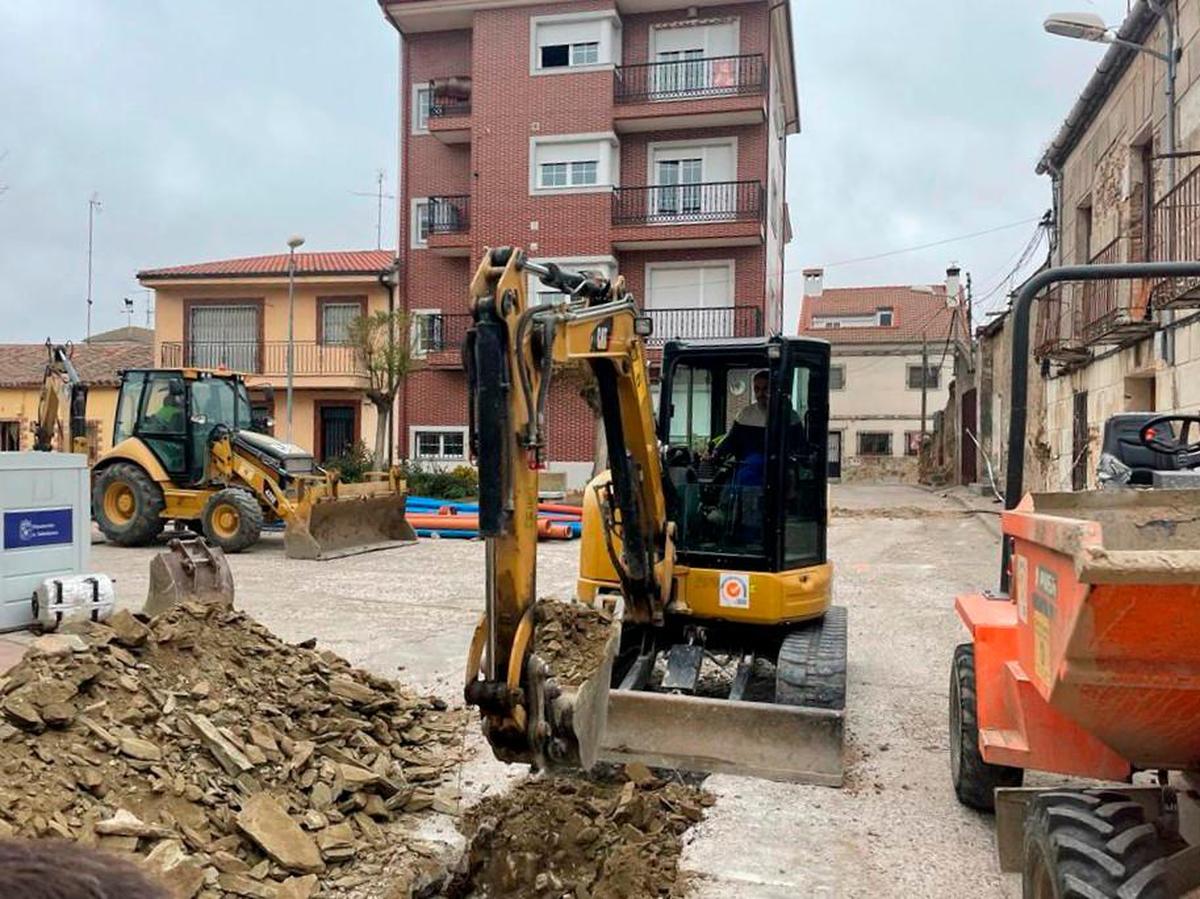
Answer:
[[113, 369, 254, 487], [657, 336, 830, 573]]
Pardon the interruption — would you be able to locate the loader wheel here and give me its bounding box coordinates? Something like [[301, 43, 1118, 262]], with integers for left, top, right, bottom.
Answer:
[[92, 463, 166, 546], [950, 642, 1023, 811], [776, 605, 847, 710], [201, 489, 263, 553], [1024, 789, 1169, 899]]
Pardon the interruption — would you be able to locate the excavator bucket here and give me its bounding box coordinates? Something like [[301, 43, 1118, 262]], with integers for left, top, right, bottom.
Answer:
[[144, 538, 235, 616], [284, 481, 418, 561]]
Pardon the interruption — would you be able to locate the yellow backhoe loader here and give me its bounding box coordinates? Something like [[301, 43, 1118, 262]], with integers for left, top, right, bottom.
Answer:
[[462, 249, 845, 784], [89, 366, 416, 560], [34, 341, 90, 455]]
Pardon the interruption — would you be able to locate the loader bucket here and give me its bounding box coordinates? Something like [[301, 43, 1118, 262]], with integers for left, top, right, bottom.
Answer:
[[144, 538, 235, 617], [284, 486, 418, 561]]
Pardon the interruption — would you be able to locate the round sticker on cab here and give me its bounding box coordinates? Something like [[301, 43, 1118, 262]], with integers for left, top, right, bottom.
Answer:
[[718, 572, 750, 609]]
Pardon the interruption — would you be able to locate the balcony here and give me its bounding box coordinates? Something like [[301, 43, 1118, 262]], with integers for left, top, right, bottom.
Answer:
[[611, 181, 764, 249], [425, 195, 471, 256], [416, 313, 472, 369], [160, 341, 366, 379], [613, 54, 766, 133], [1079, 237, 1155, 346], [1033, 286, 1088, 363], [427, 77, 471, 144], [643, 305, 763, 347], [1150, 164, 1200, 310]]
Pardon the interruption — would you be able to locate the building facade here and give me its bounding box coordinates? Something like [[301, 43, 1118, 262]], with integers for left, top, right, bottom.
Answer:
[[138, 250, 396, 462], [0, 341, 151, 458], [1031, 0, 1200, 491], [798, 268, 969, 482], [376, 0, 799, 487]]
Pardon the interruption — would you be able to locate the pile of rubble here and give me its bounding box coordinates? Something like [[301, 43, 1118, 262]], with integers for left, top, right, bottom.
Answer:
[[532, 601, 615, 688], [451, 764, 713, 899], [0, 600, 466, 898]]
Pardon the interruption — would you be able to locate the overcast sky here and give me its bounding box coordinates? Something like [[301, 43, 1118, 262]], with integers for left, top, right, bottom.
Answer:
[[0, 0, 1131, 342]]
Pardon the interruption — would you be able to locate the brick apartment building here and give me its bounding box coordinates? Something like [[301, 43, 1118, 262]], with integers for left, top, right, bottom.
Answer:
[[375, 0, 799, 487]]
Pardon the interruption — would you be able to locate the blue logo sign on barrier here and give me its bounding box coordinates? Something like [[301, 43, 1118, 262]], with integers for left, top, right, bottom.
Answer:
[[3, 508, 73, 549]]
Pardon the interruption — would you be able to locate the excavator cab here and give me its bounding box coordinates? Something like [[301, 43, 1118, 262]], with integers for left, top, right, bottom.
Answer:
[[657, 338, 829, 577]]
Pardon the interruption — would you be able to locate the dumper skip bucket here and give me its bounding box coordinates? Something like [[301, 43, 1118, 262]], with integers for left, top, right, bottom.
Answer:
[[284, 484, 418, 561]]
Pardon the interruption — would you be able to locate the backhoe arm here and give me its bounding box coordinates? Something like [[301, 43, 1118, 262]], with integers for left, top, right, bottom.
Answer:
[[462, 247, 674, 768], [35, 342, 89, 454]]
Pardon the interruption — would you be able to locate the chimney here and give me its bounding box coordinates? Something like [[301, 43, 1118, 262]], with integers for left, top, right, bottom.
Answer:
[[945, 263, 961, 306], [803, 267, 824, 298]]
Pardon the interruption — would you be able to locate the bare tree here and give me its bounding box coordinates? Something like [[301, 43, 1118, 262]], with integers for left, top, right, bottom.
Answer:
[[348, 310, 414, 466]]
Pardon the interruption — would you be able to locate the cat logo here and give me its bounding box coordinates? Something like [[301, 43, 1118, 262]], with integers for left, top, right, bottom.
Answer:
[[591, 319, 613, 351]]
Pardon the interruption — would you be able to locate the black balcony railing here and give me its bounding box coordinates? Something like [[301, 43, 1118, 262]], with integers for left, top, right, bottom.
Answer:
[[428, 76, 471, 118], [161, 341, 366, 376], [426, 196, 470, 235], [614, 53, 765, 104], [613, 181, 763, 226], [416, 313, 473, 356], [643, 305, 763, 347], [1151, 164, 1200, 309]]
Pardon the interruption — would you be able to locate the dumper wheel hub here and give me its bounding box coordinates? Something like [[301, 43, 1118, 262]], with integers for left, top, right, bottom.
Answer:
[[104, 482, 136, 524], [212, 505, 241, 539]]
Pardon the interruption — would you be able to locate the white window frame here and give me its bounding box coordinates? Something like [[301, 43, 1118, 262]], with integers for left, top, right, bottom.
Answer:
[[647, 137, 738, 221], [649, 18, 741, 59], [876, 307, 894, 326], [410, 425, 469, 462], [530, 10, 621, 76], [409, 308, 441, 358], [410, 198, 430, 249], [529, 132, 619, 196], [644, 259, 736, 310], [411, 84, 431, 135]]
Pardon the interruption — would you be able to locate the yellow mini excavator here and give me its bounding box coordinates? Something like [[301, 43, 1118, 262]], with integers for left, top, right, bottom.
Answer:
[[462, 249, 845, 784], [88, 366, 416, 560]]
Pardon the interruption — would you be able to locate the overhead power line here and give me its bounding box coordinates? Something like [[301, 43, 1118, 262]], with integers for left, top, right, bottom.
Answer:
[[821, 216, 1043, 270]]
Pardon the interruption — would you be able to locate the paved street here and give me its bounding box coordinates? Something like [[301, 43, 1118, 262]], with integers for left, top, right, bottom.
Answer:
[[88, 483, 1014, 896]]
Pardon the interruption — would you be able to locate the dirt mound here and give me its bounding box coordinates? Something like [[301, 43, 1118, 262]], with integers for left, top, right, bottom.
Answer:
[[449, 765, 712, 898], [0, 601, 466, 898], [532, 601, 614, 688]]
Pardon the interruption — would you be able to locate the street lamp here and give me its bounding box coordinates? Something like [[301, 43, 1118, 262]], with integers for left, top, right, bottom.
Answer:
[[1044, 6, 1179, 192], [285, 234, 305, 444]]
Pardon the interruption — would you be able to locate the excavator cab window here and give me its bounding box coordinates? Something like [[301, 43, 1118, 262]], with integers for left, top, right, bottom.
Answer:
[[136, 372, 189, 478], [186, 376, 252, 485], [659, 339, 829, 572], [113, 371, 145, 445]]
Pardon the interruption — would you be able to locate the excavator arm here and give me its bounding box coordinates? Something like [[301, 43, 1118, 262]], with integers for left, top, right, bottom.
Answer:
[[462, 247, 674, 769], [35, 342, 89, 455]]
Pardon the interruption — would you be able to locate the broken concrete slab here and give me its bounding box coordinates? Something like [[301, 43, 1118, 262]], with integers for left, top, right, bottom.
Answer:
[[235, 793, 325, 875]]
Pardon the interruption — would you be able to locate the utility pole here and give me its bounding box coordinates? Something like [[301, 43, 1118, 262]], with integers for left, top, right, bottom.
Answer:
[[86, 193, 101, 340], [920, 338, 929, 443], [351, 170, 394, 250], [285, 235, 306, 445]]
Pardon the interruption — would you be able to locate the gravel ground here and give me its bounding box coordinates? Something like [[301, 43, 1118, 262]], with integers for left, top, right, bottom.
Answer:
[[89, 485, 1017, 896]]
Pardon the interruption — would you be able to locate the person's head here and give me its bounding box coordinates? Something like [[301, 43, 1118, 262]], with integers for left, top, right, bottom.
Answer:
[[0, 840, 169, 899], [752, 370, 769, 408]]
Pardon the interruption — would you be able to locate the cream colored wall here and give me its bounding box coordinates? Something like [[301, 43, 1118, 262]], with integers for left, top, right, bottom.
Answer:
[[0, 386, 120, 456], [269, 391, 379, 458], [830, 349, 952, 461]]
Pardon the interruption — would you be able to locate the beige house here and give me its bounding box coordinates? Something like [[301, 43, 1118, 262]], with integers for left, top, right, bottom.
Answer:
[[798, 267, 969, 481], [138, 250, 396, 462], [1025, 0, 1200, 490]]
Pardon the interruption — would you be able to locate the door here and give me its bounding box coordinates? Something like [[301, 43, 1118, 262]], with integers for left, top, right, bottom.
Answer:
[[136, 372, 189, 479], [1071, 391, 1089, 491], [827, 430, 842, 479], [960, 388, 978, 485], [646, 263, 733, 340], [651, 143, 735, 220], [652, 22, 738, 95], [318, 404, 356, 463], [188, 304, 260, 373]]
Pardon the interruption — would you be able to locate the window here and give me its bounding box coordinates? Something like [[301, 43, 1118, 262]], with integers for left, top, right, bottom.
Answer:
[[858, 432, 892, 457], [413, 428, 466, 461], [829, 365, 845, 390], [320, 300, 362, 345], [410, 311, 441, 356], [412, 85, 431, 134], [907, 364, 940, 390], [411, 199, 430, 248], [905, 431, 924, 456], [876, 308, 893, 326], [188, 303, 259, 372], [531, 13, 618, 73], [0, 421, 19, 451], [530, 134, 618, 194]]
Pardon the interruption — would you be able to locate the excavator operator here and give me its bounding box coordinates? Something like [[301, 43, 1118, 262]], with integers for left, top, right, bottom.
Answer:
[[713, 369, 771, 486]]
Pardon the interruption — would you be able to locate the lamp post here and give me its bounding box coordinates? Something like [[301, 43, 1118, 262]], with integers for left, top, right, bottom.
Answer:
[[285, 235, 305, 444]]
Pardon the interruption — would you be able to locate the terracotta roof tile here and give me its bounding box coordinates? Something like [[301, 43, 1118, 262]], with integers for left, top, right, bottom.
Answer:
[[138, 250, 395, 280], [798, 284, 970, 345], [0, 342, 153, 388]]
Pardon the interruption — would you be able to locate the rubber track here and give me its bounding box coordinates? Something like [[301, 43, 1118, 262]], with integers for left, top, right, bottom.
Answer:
[[775, 605, 847, 710], [1024, 789, 1169, 899]]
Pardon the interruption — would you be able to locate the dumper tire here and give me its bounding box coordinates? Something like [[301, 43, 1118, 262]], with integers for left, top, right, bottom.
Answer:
[[775, 605, 847, 710], [201, 488, 263, 553], [93, 462, 166, 546], [1023, 789, 1169, 899], [950, 642, 1023, 811]]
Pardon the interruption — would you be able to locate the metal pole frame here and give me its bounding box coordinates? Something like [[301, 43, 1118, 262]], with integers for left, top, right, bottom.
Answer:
[[286, 247, 296, 445], [999, 260, 1200, 592]]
